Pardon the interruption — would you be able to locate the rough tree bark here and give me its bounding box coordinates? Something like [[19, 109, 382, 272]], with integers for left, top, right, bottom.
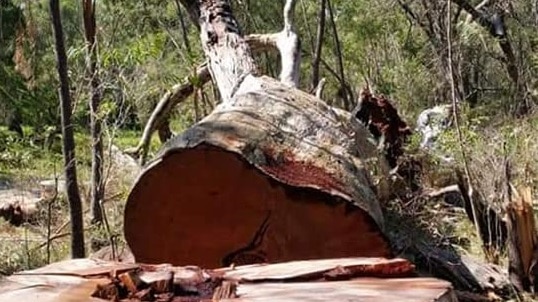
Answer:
[[82, 0, 104, 224], [124, 0, 389, 268], [50, 0, 85, 258]]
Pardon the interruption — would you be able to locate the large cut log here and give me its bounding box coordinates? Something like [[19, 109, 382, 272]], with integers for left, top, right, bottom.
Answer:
[[124, 0, 389, 268], [124, 76, 389, 267]]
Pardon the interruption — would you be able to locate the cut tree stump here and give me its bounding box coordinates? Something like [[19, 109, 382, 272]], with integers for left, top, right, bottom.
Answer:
[[124, 76, 389, 268]]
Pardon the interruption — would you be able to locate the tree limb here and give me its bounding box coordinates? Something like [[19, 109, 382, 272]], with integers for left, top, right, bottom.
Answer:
[[277, 0, 301, 87], [126, 1, 303, 162], [128, 0, 331, 165], [315, 77, 326, 99], [124, 63, 210, 162], [311, 0, 327, 90]]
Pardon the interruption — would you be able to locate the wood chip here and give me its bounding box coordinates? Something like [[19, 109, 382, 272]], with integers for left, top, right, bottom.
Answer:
[[140, 270, 174, 294], [119, 270, 144, 293], [212, 281, 238, 300]]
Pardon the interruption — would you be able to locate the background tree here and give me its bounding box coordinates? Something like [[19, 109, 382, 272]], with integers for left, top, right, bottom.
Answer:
[[82, 0, 104, 224], [50, 0, 85, 258]]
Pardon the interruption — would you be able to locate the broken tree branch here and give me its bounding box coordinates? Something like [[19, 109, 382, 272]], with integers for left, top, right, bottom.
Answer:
[[277, 0, 300, 87], [126, 1, 303, 162], [315, 77, 326, 99], [124, 63, 211, 162]]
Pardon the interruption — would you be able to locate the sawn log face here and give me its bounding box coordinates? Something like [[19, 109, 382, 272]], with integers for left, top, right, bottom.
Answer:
[[124, 76, 389, 267]]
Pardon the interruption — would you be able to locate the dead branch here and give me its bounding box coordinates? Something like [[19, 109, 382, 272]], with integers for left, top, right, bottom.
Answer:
[[124, 63, 210, 161], [425, 185, 460, 198], [315, 77, 326, 99], [126, 0, 303, 162], [276, 0, 300, 87]]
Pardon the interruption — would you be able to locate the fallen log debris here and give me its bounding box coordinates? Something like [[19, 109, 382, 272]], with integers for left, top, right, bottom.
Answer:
[[0, 257, 458, 302], [0, 189, 41, 226]]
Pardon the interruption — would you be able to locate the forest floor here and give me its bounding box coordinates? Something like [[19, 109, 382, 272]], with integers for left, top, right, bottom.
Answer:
[[0, 127, 152, 274]]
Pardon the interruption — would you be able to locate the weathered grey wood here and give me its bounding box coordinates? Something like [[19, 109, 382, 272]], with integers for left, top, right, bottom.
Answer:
[[229, 278, 457, 302]]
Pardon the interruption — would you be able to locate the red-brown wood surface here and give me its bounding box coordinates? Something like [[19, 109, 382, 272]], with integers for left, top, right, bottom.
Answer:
[[219, 257, 414, 281]]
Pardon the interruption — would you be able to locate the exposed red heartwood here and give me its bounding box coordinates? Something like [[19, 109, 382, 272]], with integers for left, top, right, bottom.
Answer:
[[260, 147, 346, 195], [125, 145, 391, 268]]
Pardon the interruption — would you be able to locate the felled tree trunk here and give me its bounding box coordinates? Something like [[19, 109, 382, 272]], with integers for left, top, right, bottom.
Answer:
[[124, 0, 389, 268]]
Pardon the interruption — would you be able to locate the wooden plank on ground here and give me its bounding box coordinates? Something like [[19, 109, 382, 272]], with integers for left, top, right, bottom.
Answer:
[[226, 277, 457, 302], [219, 257, 414, 281]]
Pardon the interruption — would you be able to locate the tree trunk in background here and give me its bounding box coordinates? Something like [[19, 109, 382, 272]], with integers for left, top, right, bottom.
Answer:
[[326, 0, 352, 110], [50, 0, 85, 258], [174, 0, 191, 53], [83, 0, 104, 224], [311, 0, 326, 91]]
